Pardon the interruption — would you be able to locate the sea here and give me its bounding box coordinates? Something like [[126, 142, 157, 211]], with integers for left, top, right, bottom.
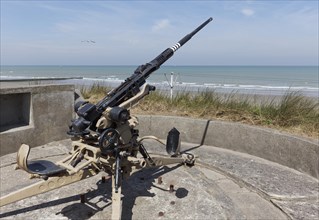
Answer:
[[0, 65, 318, 97]]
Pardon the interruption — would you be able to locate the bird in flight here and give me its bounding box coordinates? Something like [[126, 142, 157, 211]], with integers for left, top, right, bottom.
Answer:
[[81, 40, 96, 43]]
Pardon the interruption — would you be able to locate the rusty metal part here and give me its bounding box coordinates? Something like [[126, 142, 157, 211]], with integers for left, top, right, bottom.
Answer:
[[158, 176, 163, 184], [169, 184, 174, 193], [158, 211, 164, 217]]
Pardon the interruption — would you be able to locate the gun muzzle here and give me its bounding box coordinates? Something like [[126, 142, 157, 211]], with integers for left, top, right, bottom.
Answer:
[[170, 17, 213, 52]]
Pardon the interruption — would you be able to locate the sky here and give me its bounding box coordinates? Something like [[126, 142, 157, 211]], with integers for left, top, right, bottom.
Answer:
[[0, 0, 318, 66]]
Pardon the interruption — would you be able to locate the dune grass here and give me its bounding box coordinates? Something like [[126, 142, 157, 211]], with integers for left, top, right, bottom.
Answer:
[[80, 83, 319, 138], [80, 83, 111, 99]]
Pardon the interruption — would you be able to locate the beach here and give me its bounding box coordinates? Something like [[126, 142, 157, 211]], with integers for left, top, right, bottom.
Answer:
[[1, 78, 318, 107], [1, 65, 318, 97]]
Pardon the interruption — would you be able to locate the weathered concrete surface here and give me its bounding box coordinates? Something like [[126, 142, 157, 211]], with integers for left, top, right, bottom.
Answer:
[[205, 120, 319, 179], [136, 115, 319, 179], [0, 85, 74, 156], [0, 140, 318, 219]]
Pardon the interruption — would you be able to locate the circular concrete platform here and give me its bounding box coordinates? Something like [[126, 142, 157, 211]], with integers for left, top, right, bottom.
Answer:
[[0, 139, 318, 219]]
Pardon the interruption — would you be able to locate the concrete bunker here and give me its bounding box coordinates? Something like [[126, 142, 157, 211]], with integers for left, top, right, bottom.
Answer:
[[0, 93, 31, 132], [0, 84, 74, 156]]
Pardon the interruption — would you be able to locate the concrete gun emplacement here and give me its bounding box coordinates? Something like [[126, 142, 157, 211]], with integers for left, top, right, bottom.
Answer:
[[0, 17, 212, 219]]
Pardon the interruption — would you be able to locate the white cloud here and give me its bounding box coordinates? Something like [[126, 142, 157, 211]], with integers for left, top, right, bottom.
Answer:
[[152, 19, 171, 32], [241, 8, 255, 17]]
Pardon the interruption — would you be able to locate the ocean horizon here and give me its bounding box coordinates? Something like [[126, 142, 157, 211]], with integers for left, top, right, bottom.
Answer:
[[1, 65, 318, 97]]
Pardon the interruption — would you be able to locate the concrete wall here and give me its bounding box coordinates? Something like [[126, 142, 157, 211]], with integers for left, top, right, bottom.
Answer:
[[0, 84, 74, 156], [136, 115, 319, 179]]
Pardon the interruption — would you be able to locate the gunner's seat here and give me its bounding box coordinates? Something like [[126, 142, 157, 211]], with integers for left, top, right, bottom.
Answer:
[[17, 144, 66, 176]]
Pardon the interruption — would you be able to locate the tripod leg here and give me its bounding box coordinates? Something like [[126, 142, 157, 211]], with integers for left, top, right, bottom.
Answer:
[[0, 169, 95, 207], [114, 154, 121, 193], [111, 153, 122, 220], [150, 156, 185, 166], [111, 175, 122, 219], [139, 143, 155, 166]]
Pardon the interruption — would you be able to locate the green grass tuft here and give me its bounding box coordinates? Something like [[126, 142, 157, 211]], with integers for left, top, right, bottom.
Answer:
[[80, 83, 111, 100]]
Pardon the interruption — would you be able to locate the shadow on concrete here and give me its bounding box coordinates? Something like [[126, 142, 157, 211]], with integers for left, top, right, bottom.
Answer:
[[0, 194, 80, 218], [0, 164, 186, 220], [0, 178, 112, 219], [121, 163, 184, 220], [57, 179, 112, 220], [181, 144, 202, 153], [200, 120, 211, 146], [181, 119, 211, 154]]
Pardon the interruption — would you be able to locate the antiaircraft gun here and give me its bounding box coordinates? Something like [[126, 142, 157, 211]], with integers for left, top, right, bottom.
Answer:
[[0, 17, 212, 219]]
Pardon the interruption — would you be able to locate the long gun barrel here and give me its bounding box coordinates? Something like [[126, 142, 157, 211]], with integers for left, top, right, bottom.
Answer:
[[69, 17, 213, 135]]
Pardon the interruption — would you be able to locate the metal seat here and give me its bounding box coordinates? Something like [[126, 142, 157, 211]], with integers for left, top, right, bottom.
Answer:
[[17, 144, 66, 176]]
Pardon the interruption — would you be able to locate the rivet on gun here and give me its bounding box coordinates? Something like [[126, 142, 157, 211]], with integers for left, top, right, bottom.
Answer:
[[158, 176, 163, 184], [169, 184, 174, 193]]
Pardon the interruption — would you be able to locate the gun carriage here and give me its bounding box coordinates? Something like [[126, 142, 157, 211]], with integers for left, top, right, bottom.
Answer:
[[0, 17, 212, 219]]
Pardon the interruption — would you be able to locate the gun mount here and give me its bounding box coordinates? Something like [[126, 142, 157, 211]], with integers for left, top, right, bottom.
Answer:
[[0, 17, 212, 220]]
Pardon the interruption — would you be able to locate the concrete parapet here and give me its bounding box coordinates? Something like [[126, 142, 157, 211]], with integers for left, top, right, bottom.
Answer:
[[136, 115, 319, 178], [0, 84, 74, 156], [205, 121, 319, 178], [137, 115, 209, 145]]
